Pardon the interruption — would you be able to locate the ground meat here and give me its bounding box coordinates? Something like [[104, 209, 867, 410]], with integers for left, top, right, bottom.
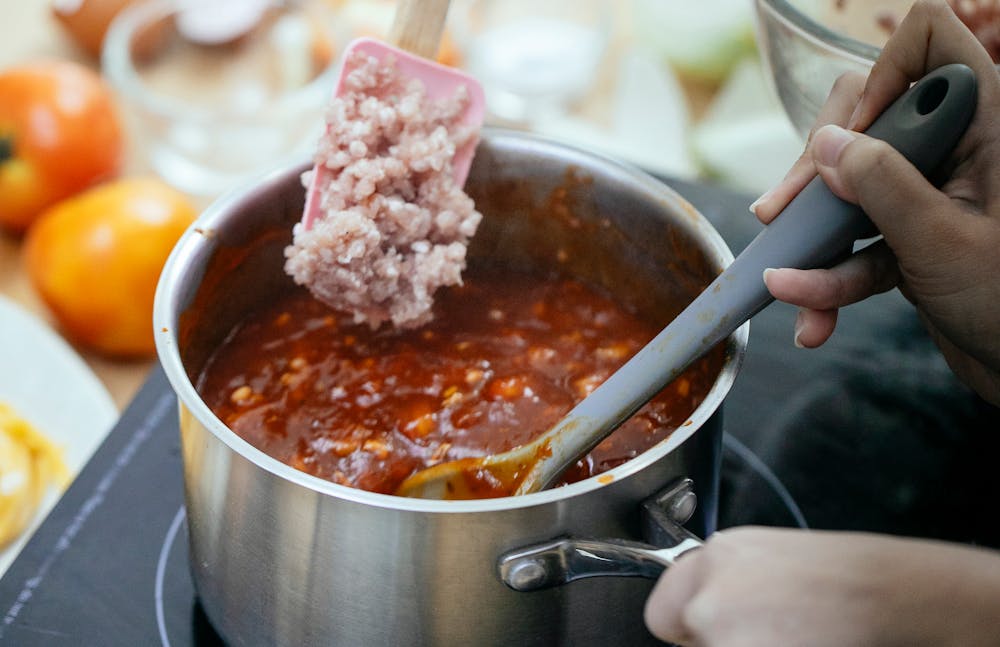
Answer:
[[284, 51, 482, 329]]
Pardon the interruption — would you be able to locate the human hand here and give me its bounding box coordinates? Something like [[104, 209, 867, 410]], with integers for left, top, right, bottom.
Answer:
[[644, 526, 1000, 646], [752, 0, 1000, 405]]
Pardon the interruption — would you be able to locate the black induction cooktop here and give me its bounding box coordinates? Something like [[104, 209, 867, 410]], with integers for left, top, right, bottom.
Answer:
[[0, 176, 996, 646]]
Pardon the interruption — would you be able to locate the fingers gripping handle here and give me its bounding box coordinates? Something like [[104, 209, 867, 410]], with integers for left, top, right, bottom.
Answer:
[[865, 63, 978, 177], [685, 64, 978, 358], [763, 62, 978, 259]]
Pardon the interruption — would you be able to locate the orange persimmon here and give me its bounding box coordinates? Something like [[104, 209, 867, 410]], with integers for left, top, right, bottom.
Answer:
[[23, 178, 196, 357]]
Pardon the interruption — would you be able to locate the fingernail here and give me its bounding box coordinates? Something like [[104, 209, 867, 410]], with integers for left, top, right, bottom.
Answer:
[[813, 124, 855, 169], [793, 309, 806, 348], [762, 268, 775, 284], [749, 188, 774, 215]]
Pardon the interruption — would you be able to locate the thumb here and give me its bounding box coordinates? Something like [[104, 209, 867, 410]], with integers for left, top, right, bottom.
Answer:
[[809, 123, 956, 267]]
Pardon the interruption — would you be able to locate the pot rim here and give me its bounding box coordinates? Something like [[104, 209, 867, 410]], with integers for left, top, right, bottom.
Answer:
[[153, 128, 749, 514]]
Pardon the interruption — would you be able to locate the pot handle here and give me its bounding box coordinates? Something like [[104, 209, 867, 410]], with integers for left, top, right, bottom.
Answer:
[[498, 479, 704, 592]]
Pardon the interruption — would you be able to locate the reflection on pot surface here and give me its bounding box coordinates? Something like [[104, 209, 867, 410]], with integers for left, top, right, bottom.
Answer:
[[155, 130, 747, 646]]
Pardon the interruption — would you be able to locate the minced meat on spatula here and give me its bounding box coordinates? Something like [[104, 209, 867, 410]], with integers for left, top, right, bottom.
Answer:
[[285, 52, 482, 329]]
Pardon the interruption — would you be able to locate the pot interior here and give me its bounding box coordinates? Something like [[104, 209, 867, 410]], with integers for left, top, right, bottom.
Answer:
[[170, 131, 738, 496]]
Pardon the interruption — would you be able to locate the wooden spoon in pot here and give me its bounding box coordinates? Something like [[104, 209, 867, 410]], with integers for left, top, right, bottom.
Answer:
[[396, 63, 979, 500]]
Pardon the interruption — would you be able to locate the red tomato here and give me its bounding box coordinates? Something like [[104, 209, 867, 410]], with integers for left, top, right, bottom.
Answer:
[[0, 60, 124, 233]]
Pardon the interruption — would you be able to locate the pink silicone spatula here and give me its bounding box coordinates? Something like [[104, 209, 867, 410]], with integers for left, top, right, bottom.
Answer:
[[301, 0, 486, 230]]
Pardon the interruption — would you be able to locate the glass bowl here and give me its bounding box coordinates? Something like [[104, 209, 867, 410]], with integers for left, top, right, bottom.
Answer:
[[102, 0, 340, 197]]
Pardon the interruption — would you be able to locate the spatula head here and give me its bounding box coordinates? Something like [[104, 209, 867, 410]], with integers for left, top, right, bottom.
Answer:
[[301, 37, 486, 230]]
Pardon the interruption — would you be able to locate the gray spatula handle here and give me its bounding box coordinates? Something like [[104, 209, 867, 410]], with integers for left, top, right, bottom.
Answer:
[[533, 64, 978, 491], [677, 62, 978, 351]]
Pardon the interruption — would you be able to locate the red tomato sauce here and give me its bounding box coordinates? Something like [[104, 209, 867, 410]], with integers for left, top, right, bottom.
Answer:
[[196, 265, 720, 496]]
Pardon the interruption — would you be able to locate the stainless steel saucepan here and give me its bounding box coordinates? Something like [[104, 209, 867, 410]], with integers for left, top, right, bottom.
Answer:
[[153, 130, 748, 646]]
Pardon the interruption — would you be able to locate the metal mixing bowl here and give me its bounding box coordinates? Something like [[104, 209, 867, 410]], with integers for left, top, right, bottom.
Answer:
[[754, 0, 883, 137]]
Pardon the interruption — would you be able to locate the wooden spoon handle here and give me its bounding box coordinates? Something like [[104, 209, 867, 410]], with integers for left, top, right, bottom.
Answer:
[[388, 0, 451, 59]]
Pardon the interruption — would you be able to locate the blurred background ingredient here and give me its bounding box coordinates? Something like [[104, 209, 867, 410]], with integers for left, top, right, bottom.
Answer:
[[632, 0, 756, 83], [23, 177, 196, 358], [0, 403, 68, 550], [52, 0, 136, 58], [0, 60, 124, 233]]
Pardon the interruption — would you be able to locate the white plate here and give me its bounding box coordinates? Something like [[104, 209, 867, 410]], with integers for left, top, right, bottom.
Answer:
[[0, 295, 118, 576]]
